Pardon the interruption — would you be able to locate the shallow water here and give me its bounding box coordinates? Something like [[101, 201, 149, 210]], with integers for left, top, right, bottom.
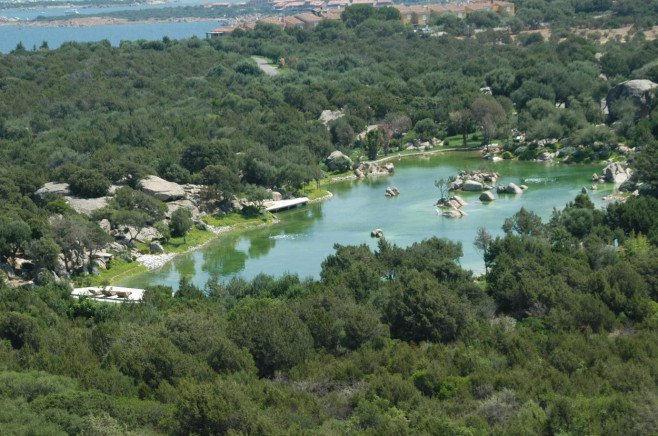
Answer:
[[117, 152, 616, 289]]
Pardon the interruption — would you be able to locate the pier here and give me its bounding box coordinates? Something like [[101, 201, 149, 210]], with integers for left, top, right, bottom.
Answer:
[[265, 197, 309, 212]]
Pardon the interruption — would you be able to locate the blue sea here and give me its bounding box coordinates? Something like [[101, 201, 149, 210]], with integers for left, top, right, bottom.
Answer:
[[0, 21, 223, 53], [0, 0, 230, 53]]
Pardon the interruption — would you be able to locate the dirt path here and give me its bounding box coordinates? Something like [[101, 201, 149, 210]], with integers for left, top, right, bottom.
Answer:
[[252, 56, 279, 76]]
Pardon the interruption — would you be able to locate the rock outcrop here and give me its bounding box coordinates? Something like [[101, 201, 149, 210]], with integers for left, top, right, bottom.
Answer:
[[319, 109, 344, 127], [605, 79, 658, 121], [462, 180, 484, 191], [35, 182, 71, 200], [442, 208, 467, 218], [140, 175, 186, 201], [65, 196, 110, 216], [479, 191, 495, 202], [385, 187, 400, 197], [449, 169, 498, 192], [602, 162, 632, 184], [371, 229, 384, 238]]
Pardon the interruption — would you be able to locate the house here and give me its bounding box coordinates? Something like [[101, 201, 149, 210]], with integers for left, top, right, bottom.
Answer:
[[206, 26, 235, 37], [295, 11, 324, 29], [283, 15, 306, 28], [352, 0, 376, 5], [409, 5, 429, 26], [326, 0, 349, 8], [393, 5, 413, 24], [442, 3, 467, 19], [465, 1, 495, 13], [323, 8, 344, 20], [375, 0, 394, 6], [258, 16, 287, 27], [493, 0, 514, 15]]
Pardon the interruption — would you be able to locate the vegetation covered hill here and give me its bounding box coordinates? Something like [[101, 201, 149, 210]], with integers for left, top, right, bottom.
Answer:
[[1, 1, 658, 433]]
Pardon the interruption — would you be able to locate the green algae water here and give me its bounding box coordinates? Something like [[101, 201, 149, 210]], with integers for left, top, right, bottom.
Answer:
[[117, 152, 617, 289]]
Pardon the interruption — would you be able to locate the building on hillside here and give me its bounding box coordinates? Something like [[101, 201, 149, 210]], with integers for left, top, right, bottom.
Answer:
[[206, 26, 235, 37], [322, 8, 344, 19], [326, 0, 349, 8], [492, 0, 514, 15], [393, 5, 413, 24], [409, 5, 429, 26], [295, 11, 324, 29], [283, 15, 306, 28], [441, 3, 467, 19], [465, 1, 495, 13], [258, 16, 287, 27], [352, 0, 376, 5]]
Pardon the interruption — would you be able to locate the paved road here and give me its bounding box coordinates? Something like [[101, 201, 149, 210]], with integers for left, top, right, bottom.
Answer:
[[252, 56, 279, 76]]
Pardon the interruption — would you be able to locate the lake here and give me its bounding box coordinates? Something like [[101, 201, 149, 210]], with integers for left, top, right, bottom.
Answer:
[[117, 152, 617, 290]]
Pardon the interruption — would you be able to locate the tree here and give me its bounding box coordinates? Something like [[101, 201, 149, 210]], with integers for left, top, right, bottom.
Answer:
[[111, 209, 149, 244], [170, 208, 193, 243], [449, 109, 474, 147], [434, 178, 450, 201], [365, 128, 383, 160], [68, 169, 110, 198], [633, 140, 658, 196], [0, 218, 31, 263], [471, 97, 506, 147], [28, 237, 61, 271], [502, 207, 544, 237], [474, 227, 492, 263]]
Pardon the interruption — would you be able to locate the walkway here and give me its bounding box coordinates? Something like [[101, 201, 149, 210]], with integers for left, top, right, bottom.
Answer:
[[265, 197, 309, 212], [252, 56, 279, 76]]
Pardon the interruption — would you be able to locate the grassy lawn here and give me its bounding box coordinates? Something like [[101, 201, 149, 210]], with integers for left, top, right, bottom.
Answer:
[[161, 227, 217, 254], [73, 258, 148, 287], [203, 208, 273, 229]]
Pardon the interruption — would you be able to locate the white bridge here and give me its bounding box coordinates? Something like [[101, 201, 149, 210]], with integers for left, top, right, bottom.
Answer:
[[264, 197, 309, 212]]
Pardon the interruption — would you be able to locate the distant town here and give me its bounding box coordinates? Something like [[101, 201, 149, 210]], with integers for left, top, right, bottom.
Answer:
[[205, 0, 514, 36]]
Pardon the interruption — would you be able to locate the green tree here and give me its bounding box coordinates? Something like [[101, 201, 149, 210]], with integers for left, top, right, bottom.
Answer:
[[365, 128, 383, 160], [0, 218, 31, 263], [170, 208, 193, 243], [68, 169, 110, 198]]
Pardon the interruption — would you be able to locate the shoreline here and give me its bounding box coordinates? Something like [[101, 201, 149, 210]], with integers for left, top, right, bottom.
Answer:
[[128, 148, 468, 277], [0, 16, 219, 27], [115, 147, 619, 284]]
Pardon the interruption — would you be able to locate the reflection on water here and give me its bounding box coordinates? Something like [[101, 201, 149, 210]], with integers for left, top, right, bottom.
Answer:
[[118, 152, 617, 289]]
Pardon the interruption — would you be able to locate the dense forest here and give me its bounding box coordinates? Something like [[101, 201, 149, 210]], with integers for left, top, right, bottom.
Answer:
[[2, 0, 658, 433]]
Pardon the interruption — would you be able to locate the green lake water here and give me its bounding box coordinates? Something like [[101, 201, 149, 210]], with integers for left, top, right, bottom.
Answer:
[[117, 152, 617, 289]]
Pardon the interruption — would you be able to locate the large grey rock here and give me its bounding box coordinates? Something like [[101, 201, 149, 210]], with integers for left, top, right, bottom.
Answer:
[[325, 151, 353, 172], [140, 175, 186, 201], [136, 226, 162, 243], [385, 187, 400, 197], [442, 208, 467, 218], [462, 180, 484, 191], [602, 162, 631, 184], [65, 196, 110, 216], [371, 228, 384, 238], [35, 182, 71, 200], [382, 163, 395, 173], [506, 183, 523, 195], [319, 109, 344, 127], [150, 242, 165, 254], [98, 219, 112, 233], [479, 191, 495, 202], [605, 79, 658, 121], [451, 196, 468, 207], [271, 191, 283, 201], [167, 200, 199, 219]]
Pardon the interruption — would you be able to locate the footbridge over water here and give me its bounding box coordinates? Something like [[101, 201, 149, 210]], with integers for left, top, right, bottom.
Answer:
[[264, 197, 309, 212]]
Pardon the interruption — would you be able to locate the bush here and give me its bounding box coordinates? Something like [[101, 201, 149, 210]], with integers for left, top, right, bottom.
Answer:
[[68, 169, 110, 198]]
